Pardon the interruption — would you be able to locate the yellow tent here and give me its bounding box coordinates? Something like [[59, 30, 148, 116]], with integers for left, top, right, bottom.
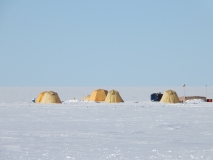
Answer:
[[105, 90, 124, 103], [89, 89, 108, 102], [36, 91, 46, 103], [160, 90, 180, 103], [82, 95, 90, 101], [36, 91, 62, 104]]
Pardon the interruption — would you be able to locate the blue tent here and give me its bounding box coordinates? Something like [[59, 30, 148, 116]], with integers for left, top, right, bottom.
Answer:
[[151, 93, 163, 101]]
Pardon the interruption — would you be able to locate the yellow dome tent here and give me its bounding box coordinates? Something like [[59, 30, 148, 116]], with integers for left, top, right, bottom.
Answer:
[[36, 91, 46, 103], [89, 89, 108, 102], [36, 91, 62, 104], [160, 90, 180, 103], [105, 90, 124, 103]]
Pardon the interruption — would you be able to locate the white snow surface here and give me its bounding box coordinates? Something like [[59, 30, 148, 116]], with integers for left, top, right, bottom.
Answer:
[[184, 99, 206, 104], [1, 87, 213, 160]]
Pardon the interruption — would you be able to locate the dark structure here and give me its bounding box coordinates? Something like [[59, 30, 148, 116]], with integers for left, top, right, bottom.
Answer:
[[151, 93, 163, 101]]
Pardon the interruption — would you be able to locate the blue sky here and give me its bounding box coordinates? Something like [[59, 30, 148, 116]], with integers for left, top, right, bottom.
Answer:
[[0, 1, 213, 86]]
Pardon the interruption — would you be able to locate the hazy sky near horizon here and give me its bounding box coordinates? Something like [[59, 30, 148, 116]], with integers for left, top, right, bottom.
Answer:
[[1, 1, 213, 86]]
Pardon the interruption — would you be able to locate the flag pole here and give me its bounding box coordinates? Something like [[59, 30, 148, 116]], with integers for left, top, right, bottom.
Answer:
[[206, 84, 207, 98], [184, 86, 185, 97], [183, 84, 185, 97]]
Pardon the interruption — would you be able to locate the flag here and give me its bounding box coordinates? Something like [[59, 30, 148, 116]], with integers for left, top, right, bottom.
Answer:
[[183, 84, 185, 87]]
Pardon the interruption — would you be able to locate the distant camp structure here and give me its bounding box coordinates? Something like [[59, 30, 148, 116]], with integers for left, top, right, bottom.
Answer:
[[82, 95, 90, 101], [105, 90, 124, 103], [160, 90, 179, 103], [36, 91, 62, 104], [89, 89, 108, 102], [151, 92, 163, 101], [179, 96, 206, 102], [36, 91, 46, 103]]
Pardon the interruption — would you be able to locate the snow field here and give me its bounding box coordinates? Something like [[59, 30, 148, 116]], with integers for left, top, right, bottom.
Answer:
[[0, 87, 213, 159]]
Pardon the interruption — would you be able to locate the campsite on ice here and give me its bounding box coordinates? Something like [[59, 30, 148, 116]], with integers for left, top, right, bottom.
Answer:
[[1, 0, 213, 159], [0, 86, 213, 159]]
